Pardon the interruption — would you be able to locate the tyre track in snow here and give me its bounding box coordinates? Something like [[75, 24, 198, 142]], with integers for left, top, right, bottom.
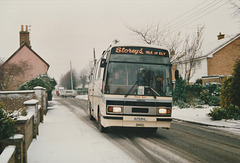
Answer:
[[56, 97, 240, 163], [56, 97, 192, 162]]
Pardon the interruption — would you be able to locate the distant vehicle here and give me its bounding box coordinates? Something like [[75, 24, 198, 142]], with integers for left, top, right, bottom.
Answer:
[[88, 44, 178, 132], [59, 89, 77, 98], [56, 87, 64, 96]]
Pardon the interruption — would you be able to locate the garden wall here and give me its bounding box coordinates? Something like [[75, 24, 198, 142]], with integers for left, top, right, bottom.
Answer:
[[0, 86, 47, 163], [0, 90, 36, 112], [0, 145, 16, 163]]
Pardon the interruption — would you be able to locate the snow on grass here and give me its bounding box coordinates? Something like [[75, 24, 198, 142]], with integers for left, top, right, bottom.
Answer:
[[172, 106, 240, 135]]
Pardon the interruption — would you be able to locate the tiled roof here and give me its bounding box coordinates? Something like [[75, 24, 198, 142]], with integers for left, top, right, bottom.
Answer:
[[2, 42, 50, 69]]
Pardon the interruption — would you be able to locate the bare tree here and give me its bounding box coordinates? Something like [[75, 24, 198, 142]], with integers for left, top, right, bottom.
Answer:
[[126, 22, 205, 84], [127, 23, 184, 63], [59, 70, 77, 89], [166, 32, 183, 63], [78, 61, 94, 88], [79, 69, 88, 88], [181, 26, 204, 84], [229, 0, 240, 19], [126, 22, 168, 46], [0, 61, 30, 90]]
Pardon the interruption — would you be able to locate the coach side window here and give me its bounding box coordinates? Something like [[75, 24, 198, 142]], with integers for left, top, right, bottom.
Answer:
[[93, 61, 100, 81], [96, 60, 105, 80], [97, 66, 101, 79]]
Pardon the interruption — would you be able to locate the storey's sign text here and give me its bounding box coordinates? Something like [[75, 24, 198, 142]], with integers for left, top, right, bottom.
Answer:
[[112, 46, 169, 57]]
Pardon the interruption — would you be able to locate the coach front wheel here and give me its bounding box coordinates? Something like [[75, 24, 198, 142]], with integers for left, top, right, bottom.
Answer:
[[98, 111, 107, 133]]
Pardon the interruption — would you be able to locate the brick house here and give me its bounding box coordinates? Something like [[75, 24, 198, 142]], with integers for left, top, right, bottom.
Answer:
[[1, 25, 49, 90], [175, 33, 240, 84]]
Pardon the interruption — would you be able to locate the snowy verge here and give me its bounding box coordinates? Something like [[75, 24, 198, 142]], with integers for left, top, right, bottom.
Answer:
[[172, 106, 240, 135]]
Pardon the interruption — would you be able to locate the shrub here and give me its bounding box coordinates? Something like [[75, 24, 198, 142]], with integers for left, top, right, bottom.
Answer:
[[186, 84, 202, 98], [210, 105, 240, 120], [186, 97, 198, 107], [209, 107, 225, 120], [174, 100, 190, 109], [18, 74, 57, 101], [224, 105, 240, 120], [195, 78, 202, 85], [185, 83, 220, 106], [208, 96, 220, 106], [0, 102, 15, 140], [199, 89, 209, 105], [173, 77, 186, 103]]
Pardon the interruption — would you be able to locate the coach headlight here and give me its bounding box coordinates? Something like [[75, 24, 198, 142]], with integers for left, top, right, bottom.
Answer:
[[108, 106, 123, 113], [158, 108, 171, 115]]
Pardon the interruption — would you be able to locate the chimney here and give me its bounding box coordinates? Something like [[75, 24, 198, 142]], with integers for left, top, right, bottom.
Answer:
[[19, 25, 31, 47], [217, 32, 225, 40]]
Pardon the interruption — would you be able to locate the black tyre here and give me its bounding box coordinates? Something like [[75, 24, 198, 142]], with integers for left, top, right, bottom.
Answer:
[[146, 127, 158, 133], [98, 111, 107, 133], [88, 102, 94, 120]]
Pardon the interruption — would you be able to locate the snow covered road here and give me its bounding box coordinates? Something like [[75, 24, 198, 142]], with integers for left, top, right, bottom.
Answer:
[[28, 97, 240, 163]]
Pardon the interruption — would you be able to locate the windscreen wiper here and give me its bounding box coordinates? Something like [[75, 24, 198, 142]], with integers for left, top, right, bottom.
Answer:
[[125, 81, 138, 97], [145, 86, 160, 99]]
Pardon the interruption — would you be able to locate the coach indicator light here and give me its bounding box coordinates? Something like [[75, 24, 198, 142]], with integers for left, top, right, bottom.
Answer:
[[108, 106, 122, 113], [158, 108, 171, 115]]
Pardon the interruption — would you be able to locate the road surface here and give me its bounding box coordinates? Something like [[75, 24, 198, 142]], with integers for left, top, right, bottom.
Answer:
[[55, 97, 240, 163]]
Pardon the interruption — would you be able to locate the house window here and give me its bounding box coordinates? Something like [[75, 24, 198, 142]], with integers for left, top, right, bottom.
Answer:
[[197, 61, 201, 68], [193, 61, 201, 68]]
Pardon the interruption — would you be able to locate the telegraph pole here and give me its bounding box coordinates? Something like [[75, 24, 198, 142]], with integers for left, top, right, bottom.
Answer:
[[70, 61, 73, 90]]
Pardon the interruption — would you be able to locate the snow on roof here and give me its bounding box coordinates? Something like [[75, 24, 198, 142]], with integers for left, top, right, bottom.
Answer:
[[201, 33, 240, 58], [171, 33, 240, 63]]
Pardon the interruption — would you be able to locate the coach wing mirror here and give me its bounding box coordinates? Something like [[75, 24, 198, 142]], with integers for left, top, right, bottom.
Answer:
[[100, 58, 107, 68], [175, 70, 179, 80]]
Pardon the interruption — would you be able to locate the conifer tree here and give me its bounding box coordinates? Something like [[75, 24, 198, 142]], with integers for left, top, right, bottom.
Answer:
[[173, 77, 186, 102], [231, 59, 240, 108], [220, 76, 232, 108]]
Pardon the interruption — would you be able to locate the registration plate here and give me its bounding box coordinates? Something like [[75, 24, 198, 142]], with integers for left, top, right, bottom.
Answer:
[[134, 117, 146, 121], [124, 117, 156, 121]]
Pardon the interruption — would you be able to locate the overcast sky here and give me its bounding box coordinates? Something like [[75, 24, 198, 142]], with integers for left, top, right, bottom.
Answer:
[[0, 0, 239, 83]]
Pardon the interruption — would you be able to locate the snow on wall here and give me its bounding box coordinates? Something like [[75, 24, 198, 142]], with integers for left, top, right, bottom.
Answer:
[[0, 90, 37, 111], [0, 145, 16, 163]]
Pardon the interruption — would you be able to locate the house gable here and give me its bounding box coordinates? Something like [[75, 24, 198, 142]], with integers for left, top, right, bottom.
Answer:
[[2, 43, 50, 90], [4, 42, 49, 69], [172, 33, 240, 84], [207, 35, 240, 76]]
